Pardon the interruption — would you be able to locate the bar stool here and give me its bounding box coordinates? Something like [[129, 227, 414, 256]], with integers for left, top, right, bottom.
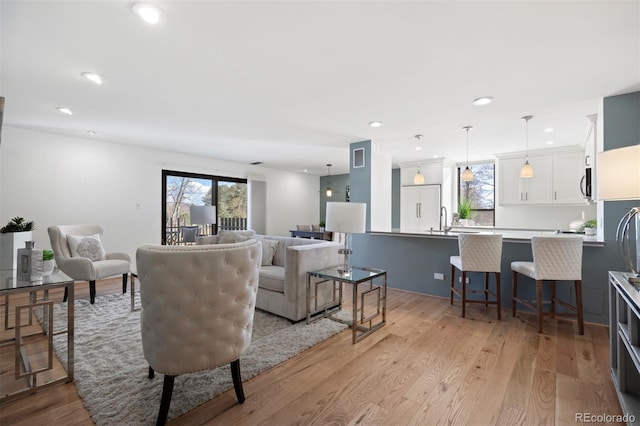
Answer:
[[450, 234, 503, 319], [511, 236, 584, 335]]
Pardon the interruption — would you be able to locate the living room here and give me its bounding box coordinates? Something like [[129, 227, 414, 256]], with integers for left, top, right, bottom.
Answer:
[[1, 1, 639, 425]]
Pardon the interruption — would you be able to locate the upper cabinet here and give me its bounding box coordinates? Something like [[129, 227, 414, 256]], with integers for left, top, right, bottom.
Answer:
[[399, 158, 444, 186], [497, 147, 586, 206]]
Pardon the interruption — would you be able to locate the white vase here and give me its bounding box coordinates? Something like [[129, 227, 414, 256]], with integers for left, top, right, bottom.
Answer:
[[43, 259, 55, 276], [0, 231, 33, 270]]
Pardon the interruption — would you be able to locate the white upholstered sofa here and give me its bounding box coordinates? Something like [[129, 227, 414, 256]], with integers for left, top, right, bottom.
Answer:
[[198, 230, 340, 321]]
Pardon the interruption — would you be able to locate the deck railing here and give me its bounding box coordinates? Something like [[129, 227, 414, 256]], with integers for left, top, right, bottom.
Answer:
[[165, 217, 248, 245]]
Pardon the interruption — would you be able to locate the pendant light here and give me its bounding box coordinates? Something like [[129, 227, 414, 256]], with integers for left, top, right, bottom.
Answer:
[[325, 163, 334, 197], [461, 126, 474, 182], [520, 115, 534, 178], [413, 135, 426, 185]]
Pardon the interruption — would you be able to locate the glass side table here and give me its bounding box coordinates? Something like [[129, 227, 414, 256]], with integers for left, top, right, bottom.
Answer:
[[0, 269, 75, 402], [306, 266, 387, 344]]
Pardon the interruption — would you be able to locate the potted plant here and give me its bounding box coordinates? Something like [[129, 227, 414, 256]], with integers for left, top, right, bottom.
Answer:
[[583, 219, 597, 236], [457, 199, 474, 226], [319, 220, 326, 231], [43, 249, 55, 275], [0, 217, 35, 269]]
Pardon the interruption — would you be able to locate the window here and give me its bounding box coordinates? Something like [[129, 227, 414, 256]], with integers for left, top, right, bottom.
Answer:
[[162, 170, 247, 245], [457, 162, 495, 226]]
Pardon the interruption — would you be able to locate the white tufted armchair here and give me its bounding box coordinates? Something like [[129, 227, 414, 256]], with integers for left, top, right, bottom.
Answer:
[[136, 239, 262, 426], [48, 224, 130, 304]]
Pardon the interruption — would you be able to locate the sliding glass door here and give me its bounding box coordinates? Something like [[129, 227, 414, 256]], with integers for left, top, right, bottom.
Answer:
[[162, 170, 247, 245]]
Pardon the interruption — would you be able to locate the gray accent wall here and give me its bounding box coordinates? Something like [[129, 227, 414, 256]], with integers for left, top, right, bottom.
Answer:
[[392, 168, 400, 228], [319, 173, 350, 222], [349, 140, 373, 229]]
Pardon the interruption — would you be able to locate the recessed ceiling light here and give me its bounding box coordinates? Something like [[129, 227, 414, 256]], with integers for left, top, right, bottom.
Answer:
[[81, 72, 103, 85], [56, 107, 73, 115], [415, 146, 422, 151], [544, 127, 554, 133], [433, 155, 438, 158], [132, 3, 162, 24], [546, 140, 554, 145], [303, 169, 308, 172], [87, 131, 99, 136], [369, 121, 382, 128], [472, 96, 493, 106]]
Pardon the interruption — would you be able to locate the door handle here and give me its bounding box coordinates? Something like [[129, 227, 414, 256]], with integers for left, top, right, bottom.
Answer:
[[418, 203, 422, 218], [554, 191, 557, 200], [416, 203, 419, 218]]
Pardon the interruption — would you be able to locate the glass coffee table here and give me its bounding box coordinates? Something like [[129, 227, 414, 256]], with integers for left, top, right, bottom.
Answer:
[[0, 269, 75, 402], [306, 266, 387, 344]]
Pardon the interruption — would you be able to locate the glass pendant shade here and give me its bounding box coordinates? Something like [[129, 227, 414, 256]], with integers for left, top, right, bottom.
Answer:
[[413, 170, 425, 185], [326, 188, 333, 197], [520, 160, 534, 178], [461, 166, 474, 182], [520, 116, 534, 178]]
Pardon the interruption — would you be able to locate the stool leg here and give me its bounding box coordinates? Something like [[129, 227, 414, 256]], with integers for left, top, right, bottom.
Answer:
[[575, 280, 584, 335], [484, 272, 489, 307], [536, 280, 544, 334], [461, 271, 467, 318], [512, 271, 518, 317], [450, 264, 455, 305], [550, 280, 556, 318], [496, 272, 501, 320]]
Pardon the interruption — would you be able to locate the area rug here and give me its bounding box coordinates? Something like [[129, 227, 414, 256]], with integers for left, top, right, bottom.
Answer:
[[46, 293, 348, 425]]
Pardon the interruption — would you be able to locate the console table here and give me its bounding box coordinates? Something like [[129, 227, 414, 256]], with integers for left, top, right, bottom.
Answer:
[[306, 266, 386, 344], [0, 269, 75, 402], [609, 271, 639, 424], [289, 230, 333, 240]]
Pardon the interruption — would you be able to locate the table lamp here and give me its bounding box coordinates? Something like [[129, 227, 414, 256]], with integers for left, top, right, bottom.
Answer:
[[190, 205, 217, 236], [325, 202, 366, 274], [597, 145, 640, 284]]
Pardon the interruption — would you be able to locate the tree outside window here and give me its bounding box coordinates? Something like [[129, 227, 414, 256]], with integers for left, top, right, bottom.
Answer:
[[458, 163, 495, 226]]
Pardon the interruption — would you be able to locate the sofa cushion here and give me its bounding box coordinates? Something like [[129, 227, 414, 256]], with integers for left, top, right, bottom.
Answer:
[[259, 265, 285, 293], [217, 229, 255, 244], [257, 239, 278, 266]]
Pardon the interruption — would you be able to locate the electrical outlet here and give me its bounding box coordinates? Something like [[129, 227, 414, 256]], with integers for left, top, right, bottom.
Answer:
[[434, 273, 445, 280], [458, 277, 470, 284]]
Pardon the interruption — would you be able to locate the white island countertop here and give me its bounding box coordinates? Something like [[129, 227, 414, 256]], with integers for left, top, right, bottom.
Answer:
[[368, 226, 605, 247]]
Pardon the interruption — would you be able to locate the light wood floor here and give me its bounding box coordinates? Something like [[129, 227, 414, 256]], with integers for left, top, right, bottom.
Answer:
[[0, 277, 623, 425]]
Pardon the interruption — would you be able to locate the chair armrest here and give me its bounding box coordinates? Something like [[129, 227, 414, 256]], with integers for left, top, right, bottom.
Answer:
[[106, 252, 131, 262], [56, 257, 97, 280], [284, 243, 340, 318]]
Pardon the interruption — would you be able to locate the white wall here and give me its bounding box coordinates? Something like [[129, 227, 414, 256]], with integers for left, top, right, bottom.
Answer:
[[0, 127, 319, 257]]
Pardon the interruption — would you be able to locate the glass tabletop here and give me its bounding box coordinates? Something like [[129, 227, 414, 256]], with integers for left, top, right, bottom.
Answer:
[[0, 269, 74, 292], [308, 266, 386, 284]]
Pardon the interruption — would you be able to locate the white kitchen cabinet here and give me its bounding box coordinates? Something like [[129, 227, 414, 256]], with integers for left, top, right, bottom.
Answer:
[[553, 152, 586, 204], [498, 148, 586, 206], [400, 185, 441, 231], [399, 159, 444, 186], [499, 156, 553, 205]]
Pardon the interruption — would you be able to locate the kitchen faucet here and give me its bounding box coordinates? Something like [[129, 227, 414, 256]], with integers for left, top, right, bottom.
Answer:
[[440, 206, 451, 232]]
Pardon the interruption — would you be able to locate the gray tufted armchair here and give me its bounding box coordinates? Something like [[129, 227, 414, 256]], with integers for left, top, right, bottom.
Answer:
[[136, 239, 262, 426]]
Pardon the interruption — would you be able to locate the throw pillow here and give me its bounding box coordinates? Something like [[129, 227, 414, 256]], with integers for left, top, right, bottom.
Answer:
[[217, 229, 256, 244], [257, 239, 278, 266], [67, 234, 106, 261]]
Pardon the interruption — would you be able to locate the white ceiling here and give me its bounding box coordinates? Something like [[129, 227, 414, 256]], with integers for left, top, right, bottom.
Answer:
[[2, 1, 639, 175]]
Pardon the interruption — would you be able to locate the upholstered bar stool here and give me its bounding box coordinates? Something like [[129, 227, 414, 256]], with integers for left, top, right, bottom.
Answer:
[[511, 236, 584, 335], [450, 234, 503, 319]]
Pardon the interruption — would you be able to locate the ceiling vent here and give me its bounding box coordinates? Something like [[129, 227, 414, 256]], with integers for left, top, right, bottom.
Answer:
[[250, 161, 263, 165]]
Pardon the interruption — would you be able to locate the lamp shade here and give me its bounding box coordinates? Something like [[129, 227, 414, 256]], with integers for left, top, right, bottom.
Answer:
[[597, 145, 640, 200], [413, 171, 425, 185], [461, 166, 474, 182], [190, 205, 217, 224], [520, 161, 534, 178], [325, 202, 366, 234]]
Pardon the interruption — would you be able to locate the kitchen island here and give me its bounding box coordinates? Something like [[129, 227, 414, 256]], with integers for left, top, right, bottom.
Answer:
[[352, 227, 615, 325]]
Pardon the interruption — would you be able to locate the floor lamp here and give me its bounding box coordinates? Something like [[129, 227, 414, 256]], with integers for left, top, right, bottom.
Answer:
[[597, 145, 640, 284], [190, 205, 217, 236], [325, 202, 366, 275]]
